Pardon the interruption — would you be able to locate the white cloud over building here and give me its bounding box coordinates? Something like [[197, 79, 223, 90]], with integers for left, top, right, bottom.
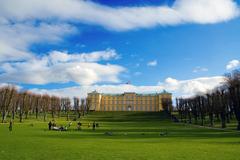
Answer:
[[226, 59, 240, 70]]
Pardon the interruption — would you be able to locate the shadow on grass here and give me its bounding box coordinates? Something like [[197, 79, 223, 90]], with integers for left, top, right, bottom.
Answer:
[[34, 125, 240, 140], [86, 111, 170, 122], [30, 112, 240, 140]]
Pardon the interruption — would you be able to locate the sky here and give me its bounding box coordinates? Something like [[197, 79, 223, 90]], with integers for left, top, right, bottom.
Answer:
[[1, 0, 240, 100]]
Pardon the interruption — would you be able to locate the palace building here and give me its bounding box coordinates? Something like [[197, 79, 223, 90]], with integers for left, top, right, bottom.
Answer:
[[87, 91, 172, 112]]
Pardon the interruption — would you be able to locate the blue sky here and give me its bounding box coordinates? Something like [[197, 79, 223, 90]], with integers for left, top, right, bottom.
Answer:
[[0, 0, 240, 98]]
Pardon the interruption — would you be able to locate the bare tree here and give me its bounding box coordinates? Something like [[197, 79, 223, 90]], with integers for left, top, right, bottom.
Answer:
[[42, 94, 50, 121], [0, 86, 16, 122], [74, 97, 81, 118], [225, 70, 240, 130]]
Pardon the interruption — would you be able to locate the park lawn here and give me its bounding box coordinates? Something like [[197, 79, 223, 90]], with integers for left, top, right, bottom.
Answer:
[[0, 112, 240, 160]]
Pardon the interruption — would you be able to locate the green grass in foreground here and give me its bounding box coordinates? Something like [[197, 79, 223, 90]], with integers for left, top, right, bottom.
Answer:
[[0, 112, 240, 160]]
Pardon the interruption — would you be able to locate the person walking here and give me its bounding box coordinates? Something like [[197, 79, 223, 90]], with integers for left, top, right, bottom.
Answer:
[[77, 122, 82, 130], [9, 120, 13, 132], [92, 121, 96, 131]]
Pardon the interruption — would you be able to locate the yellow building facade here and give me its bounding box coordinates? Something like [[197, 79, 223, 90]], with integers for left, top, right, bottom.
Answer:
[[87, 91, 172, 112]]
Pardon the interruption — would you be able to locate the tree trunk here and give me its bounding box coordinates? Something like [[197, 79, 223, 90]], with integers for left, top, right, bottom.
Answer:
[[215, 114, 220, 121], [19, 111, 23, 122], [44, 112, 47, 122], [35, 108, 38, 119], [237, 121, 240, 130], [226, 112, 230, 123], [12, 110, 15, 120], [220, 112, 226, 128], [194, 114, 198, 124], [67, 112, 69, 121], [188, 112, 192, 124], [233, 107, 240, 130], [209, 113, 214, 127], [51, 111, 54, 119], [1, 110, 6, 123], [25, 111, 28, 119], [201, 115, 204, 126]]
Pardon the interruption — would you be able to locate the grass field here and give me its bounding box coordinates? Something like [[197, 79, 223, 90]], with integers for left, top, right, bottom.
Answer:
[[0, 112, 240, 160]]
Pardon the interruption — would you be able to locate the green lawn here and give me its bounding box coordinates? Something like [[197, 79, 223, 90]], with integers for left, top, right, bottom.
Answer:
[[0, 112, 240, 160]]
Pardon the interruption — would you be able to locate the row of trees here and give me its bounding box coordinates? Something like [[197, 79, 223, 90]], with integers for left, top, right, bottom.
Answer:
[[0, 86, 91, 123], [176, 70, 240, 130]]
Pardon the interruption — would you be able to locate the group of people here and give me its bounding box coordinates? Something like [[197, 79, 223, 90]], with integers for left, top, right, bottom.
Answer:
[[48, 120, 57, 130], [48, 120, 99, 131], [87, 121, 99, 130], [92, 121, 99, 130], [7, 119, 99, 132]]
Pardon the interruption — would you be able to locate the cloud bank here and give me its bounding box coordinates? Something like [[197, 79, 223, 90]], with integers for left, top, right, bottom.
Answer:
[[0, 49, 125, 85], [29, 76, 225, 100], [0, 0, 235, 101], [0, 0, 239, 31]]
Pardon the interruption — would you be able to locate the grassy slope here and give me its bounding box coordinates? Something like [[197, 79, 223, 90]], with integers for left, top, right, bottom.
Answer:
[[0, 112, 240, 160]]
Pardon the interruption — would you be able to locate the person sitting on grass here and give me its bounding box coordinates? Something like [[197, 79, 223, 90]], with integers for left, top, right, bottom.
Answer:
[[59, 125, 64, 131], [52, 120, 56, 127], [65, 122, 72, 130]]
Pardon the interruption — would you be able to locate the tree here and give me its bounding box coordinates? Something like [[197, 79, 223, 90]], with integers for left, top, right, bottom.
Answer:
[[0, 86, 16, 122], [23, 92, 31, 119], [34, 95, 41, 119], [206, 93, 214, 127], [19, 92, 27, 122], [80, 99, 85, 116], [74, 97, 81, 118], [61, 98, 71, 121], [42, 94, 50, 121], [225, 70, 240, 130]]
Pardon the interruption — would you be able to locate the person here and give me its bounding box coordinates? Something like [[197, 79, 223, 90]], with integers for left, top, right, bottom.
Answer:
[[88, 123, 90, 128], [48, 121, 52, 130], [59, 125, 64, 131], [52, 120, 56, 127], [9, 120, 13, 132], [77, 122, 82, 130], [92, 121, 96, 131]]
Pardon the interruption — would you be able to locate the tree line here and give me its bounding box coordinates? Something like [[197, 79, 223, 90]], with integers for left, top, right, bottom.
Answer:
[[0, 86, 90, 123], [176, 70, 240, 130]]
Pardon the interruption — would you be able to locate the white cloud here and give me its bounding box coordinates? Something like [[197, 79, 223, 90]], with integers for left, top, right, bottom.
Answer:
[[161, 76, 225, 98], [29, 84, 164, 99], [0, 0, 238, 31], [226, 59, 240, 70], [134, 72, 142, 76], [48, 49, 119, 63], [193, 66, 208, 73], [0, 50, 125, 85], [173, 0, 239, 24], [27, 76, 225, 101], [147, 60, 158, 66], [0, 22, 76, 62], [0, 0, 238, 73], [0, 83, 22, 90], [0, 0, 235, 102]]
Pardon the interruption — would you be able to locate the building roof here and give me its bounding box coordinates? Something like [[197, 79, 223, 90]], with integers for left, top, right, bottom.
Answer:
[[88, 90, 171, 96]]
